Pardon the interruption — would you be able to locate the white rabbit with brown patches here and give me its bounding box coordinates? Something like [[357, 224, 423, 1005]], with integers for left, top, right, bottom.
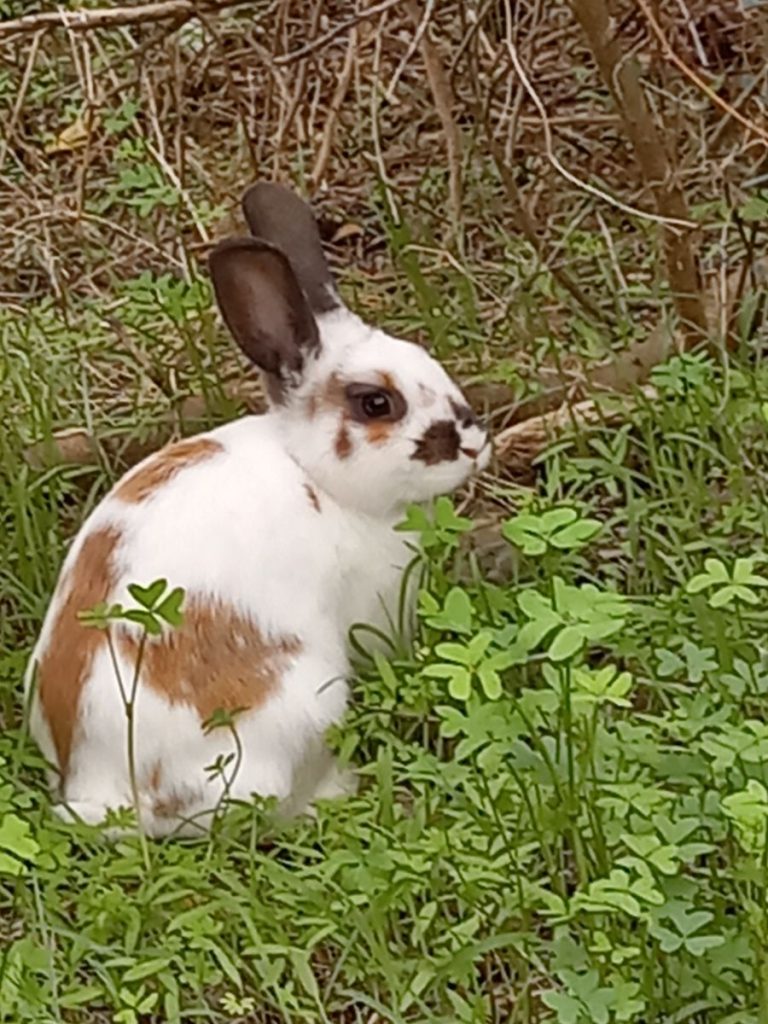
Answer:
[[25, 182, 490, 837]]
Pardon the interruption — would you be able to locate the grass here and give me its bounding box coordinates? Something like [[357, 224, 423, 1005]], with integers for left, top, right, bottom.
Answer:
[[4, 238, 768, 1022], [3, 12, 768, 1018]]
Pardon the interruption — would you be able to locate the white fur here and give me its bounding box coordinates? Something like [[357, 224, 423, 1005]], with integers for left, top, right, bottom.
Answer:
[[26, 280, 489, 839]]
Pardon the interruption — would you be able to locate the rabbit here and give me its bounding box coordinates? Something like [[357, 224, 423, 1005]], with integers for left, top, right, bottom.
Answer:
[[24, 182, 490, 837]]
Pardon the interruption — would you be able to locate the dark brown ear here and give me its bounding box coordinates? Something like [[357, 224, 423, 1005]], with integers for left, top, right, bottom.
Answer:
[[241, 182, 341, 315], [208, 238, 320, 391]]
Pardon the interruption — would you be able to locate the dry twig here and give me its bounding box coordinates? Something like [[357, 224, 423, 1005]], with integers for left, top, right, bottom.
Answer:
[[0, 0, 249, 39], [569, 0, 709, 344], [311, 28, 358, 185], [636, 0, 768, 146], [494, 386, 657, 467], [406, 0, 463, 226], [274, 0, 405, 65]]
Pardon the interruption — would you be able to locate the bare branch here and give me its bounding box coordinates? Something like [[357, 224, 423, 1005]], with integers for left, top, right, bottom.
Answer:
[[274, 0, 405, 65], [637, 0, 768, 147], [494, 386, 657, 471], [569, 0, 709, 344], [0, 1, 237, 39], [406, 0, 463, 226], [310, 28, 358, 185]]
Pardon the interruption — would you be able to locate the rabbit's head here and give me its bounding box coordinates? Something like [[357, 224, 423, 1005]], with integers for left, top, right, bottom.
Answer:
[[209, 183, 489, 516]]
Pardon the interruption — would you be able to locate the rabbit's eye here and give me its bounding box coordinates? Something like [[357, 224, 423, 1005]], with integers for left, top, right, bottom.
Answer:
[[361, 392, 391, 418], [345, 384, 406, 423]]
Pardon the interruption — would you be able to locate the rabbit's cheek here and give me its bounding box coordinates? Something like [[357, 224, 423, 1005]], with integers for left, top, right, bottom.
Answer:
[[365, 420, 396, 447], [334, 422, 353, 460]]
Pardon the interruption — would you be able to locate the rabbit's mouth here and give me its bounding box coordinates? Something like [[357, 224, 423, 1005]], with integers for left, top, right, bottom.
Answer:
[[462, 438, 492, 473]]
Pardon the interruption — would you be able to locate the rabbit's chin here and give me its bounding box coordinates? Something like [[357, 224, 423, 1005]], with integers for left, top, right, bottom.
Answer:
[[297, 450, 487, 520], [407, 451, 489, 504]]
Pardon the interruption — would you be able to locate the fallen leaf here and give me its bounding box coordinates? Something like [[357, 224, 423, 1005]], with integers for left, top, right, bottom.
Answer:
[[332, 222, 363, 243], [45, 111, 100, 155]]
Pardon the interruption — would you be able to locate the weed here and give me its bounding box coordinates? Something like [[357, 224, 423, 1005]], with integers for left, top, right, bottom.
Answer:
[[7, 302, 768, 1020]]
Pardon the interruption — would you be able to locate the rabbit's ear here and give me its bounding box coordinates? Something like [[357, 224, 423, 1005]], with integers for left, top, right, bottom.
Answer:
[[209, 237, 320, 390], [241, 182, 341, 315]]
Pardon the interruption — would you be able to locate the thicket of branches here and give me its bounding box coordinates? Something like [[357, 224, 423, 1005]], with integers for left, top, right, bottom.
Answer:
[[1, 0, 766, 466]]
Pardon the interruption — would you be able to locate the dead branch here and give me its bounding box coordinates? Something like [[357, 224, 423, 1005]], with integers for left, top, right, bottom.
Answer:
[[24, 380, 657, 481], [569, 0, 709, 345], [483, 123, 608, 324], [497, 321, 680, 425], [23, 384, 264, 473], [494, 386, 657, 471], [274, 0, 406, 65], [310, 28, 358, 186], [0, 1, 250, 39], [406, 0, 463, 225], [636, 0, 768, 147], [24, 321, 674, 476]]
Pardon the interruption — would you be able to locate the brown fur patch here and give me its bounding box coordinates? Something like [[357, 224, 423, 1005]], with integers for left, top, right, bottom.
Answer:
[[153, 790, 193, 820], [377, 371, 397, 391], [118, 599, 300, 723], [148, 761, 163, 792], [322, 372, 347, 412], [36, 526, 122, 777], [411, 420, 461, 465], [335, 422, 352, 459], [304, 483, 321, 512], [366, 421, 395, 446], [145, 761, 198, 823], [113, 437, 223, 504]]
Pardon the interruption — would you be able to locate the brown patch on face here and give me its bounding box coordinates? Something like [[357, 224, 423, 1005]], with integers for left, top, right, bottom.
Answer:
[[113, 437, 223, 504], [335, 422, 353, 459], [321, 372, 347, 413], [411, 420, 461, 465], [118, 598, 300, 723], [304, 482, 321, 512], [36, 526, 122, 777], [377, 371, 397, 391], [366, 421, 395, 446]]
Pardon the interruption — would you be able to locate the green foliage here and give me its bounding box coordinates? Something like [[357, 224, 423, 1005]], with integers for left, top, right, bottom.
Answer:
[[502, 506, 602, 555], [1, 3, 767, 1016], [79, 578, 185, 636], [5, 266, 768, 1020]]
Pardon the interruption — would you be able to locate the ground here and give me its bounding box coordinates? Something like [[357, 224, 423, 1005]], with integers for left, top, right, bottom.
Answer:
[[1, 1, 768, 1022]]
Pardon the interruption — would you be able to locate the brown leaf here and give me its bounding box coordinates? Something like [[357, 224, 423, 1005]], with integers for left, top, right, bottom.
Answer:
[[331, 222, 363, 243], [45, 112, 100, 155]]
